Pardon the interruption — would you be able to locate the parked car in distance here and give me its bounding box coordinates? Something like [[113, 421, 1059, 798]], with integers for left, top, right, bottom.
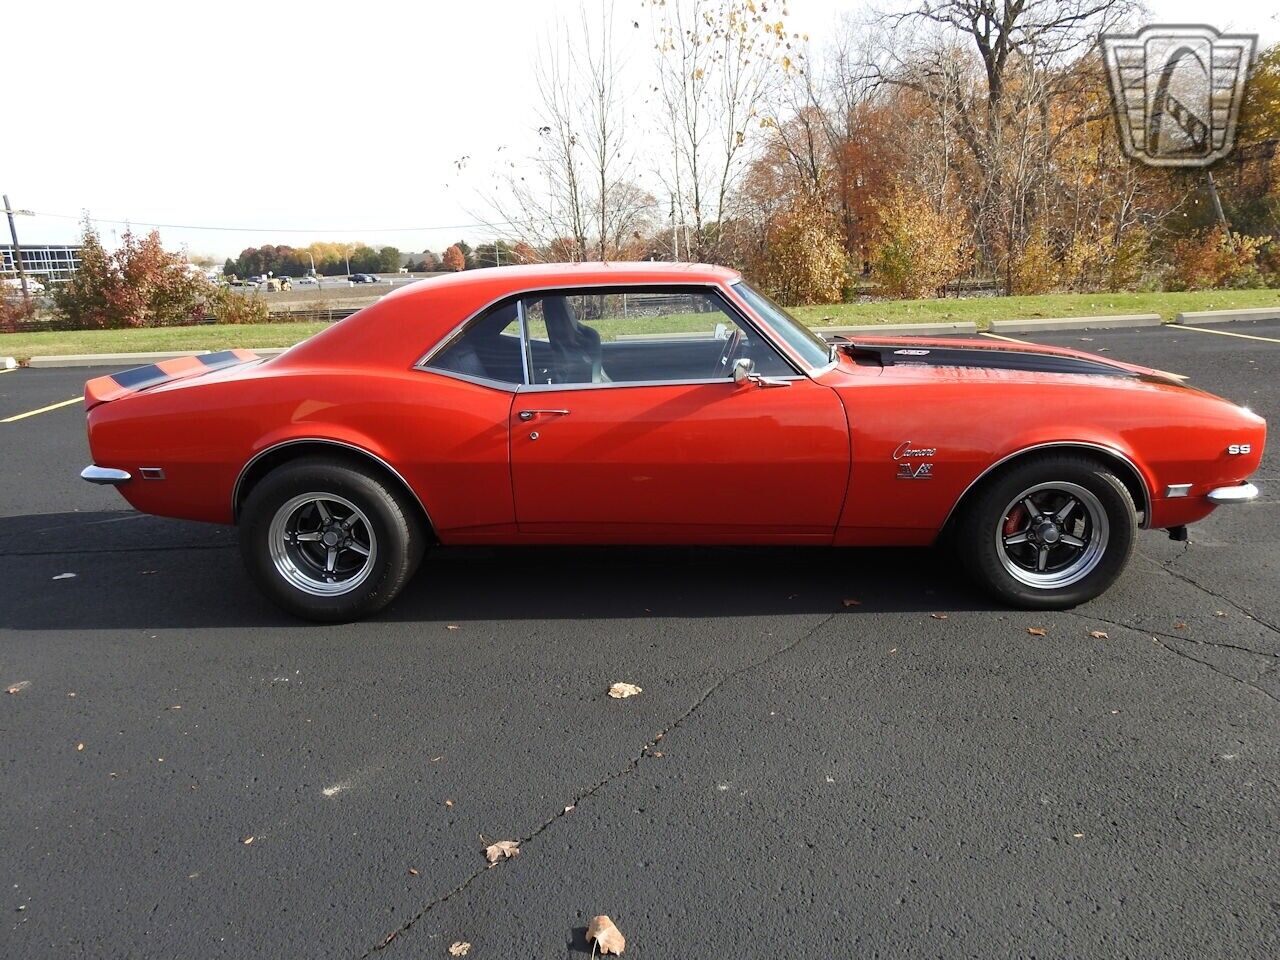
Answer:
[[348, 273, 379, 284], [296, 276, 319, 286], [80, 262, 1265, 622]]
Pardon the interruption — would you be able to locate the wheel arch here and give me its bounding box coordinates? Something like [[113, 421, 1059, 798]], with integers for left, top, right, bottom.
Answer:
[[232, 438, 434, 536], [938, 441, 1152, 540]]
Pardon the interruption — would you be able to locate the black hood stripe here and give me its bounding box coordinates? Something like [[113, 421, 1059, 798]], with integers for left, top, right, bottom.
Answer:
[[848, 343, 1137, 379]]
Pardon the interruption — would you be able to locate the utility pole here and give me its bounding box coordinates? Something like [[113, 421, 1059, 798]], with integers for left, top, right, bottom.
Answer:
[[3, 194, 30, 304]]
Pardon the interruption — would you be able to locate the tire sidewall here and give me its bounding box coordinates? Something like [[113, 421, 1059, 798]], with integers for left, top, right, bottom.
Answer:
[[239, 459, 421, 621], [958, 455, 1137, 609]]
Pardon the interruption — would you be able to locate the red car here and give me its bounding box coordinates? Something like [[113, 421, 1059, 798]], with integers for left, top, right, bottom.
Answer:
[[81, 262, 1264, 621]]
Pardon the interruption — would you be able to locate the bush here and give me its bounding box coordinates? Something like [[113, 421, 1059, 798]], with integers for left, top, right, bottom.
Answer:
[[207, 287, 269, 324], [53, 219, 213, 329], [1165, 226, 1271, 290], [0, 291, 37, 333], [869, 183, 966, 299], [755, 195, 849, 305], [1010, 225, 1058, 295]]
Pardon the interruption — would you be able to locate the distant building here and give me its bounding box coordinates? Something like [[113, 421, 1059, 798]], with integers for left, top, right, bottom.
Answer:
[[0, 244, 82, 283]]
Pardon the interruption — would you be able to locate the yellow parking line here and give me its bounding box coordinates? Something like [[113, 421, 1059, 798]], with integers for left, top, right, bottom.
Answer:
[[1178, 325, 1280, 345], [981, 331, 1030, 344], [1, 396, 81, 423]]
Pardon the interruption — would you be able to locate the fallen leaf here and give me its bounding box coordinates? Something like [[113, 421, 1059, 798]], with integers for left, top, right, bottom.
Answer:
[[242, 835, 255, 845], [431, 756, 444, 762], [930, 613, 949, 620], [1174, 622, 1187, 630], [842, 598, 861, 607], [887, 648, 898, 654], [484, 840, 520, 864], [1027, 627, 1047, 637], [446, 625, 460, 631], [76, 742, 84, 751], [52, 573, 76, 580], [141, 570, 157, 575], [449, 943, 472, 957], [1072, 832, 1085, 838], [1214, 610, 1226, 617], [408, 867, 419, 876], [66, 692, 75, 698], [1089, 630, 1108, 639], [6, 681, 30, 695], [608, 682, 642, 699], [445, 799, 454, 807], [651, 751, 663, 758], [586, 915, 626, 955], [564, 805, 575, 813], [380, 931, 397, 948]]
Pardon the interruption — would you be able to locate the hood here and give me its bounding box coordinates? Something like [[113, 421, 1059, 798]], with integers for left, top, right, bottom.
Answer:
[[838, 336, 1187, 386]]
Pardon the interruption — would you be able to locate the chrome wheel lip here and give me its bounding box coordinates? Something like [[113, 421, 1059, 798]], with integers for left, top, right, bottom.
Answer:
[[995, 481, 1109, 590], [268, 492, 377, 597]]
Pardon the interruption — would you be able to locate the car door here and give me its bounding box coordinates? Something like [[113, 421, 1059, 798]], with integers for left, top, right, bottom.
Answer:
[[509, 286, 850, 543]]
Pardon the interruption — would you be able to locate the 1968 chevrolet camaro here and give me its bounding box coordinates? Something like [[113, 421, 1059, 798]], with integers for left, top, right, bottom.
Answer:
[[81, 262, 1265, 621]]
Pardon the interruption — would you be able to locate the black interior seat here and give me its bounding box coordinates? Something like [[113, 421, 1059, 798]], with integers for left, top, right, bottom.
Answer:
[[543, 297, 608, 383]]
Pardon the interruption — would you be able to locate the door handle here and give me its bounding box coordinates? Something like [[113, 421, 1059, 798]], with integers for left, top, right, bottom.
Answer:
[[517, 409, 570, 421]]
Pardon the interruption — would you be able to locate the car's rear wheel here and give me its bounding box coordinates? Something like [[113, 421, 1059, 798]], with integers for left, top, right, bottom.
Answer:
[[239, 457, 425, 621], [954, 454, 1137, 608]]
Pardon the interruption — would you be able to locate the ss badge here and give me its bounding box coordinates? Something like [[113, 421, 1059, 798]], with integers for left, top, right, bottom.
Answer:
[[1228, 444, 1252, 455]]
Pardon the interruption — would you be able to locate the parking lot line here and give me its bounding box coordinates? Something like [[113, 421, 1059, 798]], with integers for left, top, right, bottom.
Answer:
[[1, 396, 81, 423], [1178, 325, 1280, 345], [0, 367, 16, 375], [980, 331, 1030, 344]]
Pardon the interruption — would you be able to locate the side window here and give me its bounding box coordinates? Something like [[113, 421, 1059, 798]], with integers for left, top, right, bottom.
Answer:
[[427, 301, 525, 385], [521, 289, 791, 386]]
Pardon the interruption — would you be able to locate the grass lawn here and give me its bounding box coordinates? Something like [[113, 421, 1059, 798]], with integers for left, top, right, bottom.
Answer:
[[3, 289, 1278, 359], [789, 288, 1280, 328]]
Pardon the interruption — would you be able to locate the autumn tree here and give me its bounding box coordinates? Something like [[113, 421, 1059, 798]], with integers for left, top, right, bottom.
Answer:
[[869, 181, 966, 298], [54, 219, 213, 329], [754, 194, 848, 304], [441, 245, 466, 272]]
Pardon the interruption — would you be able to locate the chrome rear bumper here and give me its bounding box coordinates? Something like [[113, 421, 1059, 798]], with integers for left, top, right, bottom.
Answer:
[[81, 465, 131, 486], [1206, 482, 1259, 504]]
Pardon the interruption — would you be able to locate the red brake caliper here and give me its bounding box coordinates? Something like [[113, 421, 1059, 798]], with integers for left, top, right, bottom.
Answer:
[[1003, 504, 1027, 537]]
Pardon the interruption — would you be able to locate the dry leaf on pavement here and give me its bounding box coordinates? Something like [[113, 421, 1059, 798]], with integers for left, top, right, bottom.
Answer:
[[1089, 630, 1108, 639], [586, 915, 626, 955], [484, 840, 520, 864], [6, 681, 30, 694], [842, 598, 861, 607], [608, 682, 642, 699], [448, 941, 472, 956], [930, 613, 949, 620], [1027, 627, 1047, 636]]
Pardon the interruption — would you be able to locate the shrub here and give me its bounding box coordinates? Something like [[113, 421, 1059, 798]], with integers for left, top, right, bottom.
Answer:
[[869, 183, 966, 299], [1165, 226, 1271, 290], [0, 291, 37, 333], [208, 287, 269, 324], [1010, 225, 1058, 295], [755, 195, 849, 305], [53, 219, 212, 329]]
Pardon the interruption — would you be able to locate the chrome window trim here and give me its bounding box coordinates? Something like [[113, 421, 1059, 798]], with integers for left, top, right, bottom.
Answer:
[[232, 438, 435, 525], [413, 281, 804, 387], [516, 374, 807, 394], [418, 367, 520, 393], [938, 441, 1153, 533]]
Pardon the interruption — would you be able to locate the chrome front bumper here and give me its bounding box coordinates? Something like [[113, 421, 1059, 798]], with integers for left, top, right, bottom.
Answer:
[[1206, 482, 1260, 504], [81, 465, 131, 486]]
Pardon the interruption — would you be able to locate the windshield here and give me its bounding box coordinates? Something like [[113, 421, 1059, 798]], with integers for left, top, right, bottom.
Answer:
[[731, 281, 831, 370]]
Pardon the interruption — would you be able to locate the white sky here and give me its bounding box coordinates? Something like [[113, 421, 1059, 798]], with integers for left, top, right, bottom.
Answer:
[[7, 0, 1277, 259]]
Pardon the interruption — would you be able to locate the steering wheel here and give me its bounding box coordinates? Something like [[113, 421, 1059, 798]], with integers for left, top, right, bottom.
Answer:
[[712, 326, 746, 378]]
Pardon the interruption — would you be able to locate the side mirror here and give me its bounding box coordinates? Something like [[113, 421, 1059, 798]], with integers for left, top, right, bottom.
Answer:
[[732, 357, 755, 383]]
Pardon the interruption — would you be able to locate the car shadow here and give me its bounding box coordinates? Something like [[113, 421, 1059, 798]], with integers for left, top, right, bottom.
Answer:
[[0, 511, 1000, 631]]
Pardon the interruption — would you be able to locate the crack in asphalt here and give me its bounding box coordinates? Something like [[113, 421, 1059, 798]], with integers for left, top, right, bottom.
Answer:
[[1062, 609, 1280, 709], [361, 612, 837, 957], [1141, 550, 1280, 640], [1070, 610, 1280, 661]]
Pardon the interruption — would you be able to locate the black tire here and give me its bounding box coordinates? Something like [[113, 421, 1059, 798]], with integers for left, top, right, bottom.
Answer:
[[239, 456, 425, 621], [954, 453, 1137, 609]]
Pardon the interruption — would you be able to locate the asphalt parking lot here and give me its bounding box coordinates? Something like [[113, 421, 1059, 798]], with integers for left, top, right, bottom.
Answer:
[[2, 321, 1278, 958]]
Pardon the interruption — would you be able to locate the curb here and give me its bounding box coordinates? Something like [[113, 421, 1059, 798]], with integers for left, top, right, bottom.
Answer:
[[1173, 307, 1280, 325], [24, 347, 294, 369], [1, 356, 15, 370], [813, 321, 979, 336], [989, 314, 1162, 333]]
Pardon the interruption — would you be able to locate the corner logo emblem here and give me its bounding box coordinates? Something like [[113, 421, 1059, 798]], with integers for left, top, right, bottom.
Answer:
[[1101, 24, 1255, 168]]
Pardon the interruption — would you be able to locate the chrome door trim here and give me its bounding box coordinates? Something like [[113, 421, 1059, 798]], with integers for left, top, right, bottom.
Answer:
[[938, 441, 1153, 532]]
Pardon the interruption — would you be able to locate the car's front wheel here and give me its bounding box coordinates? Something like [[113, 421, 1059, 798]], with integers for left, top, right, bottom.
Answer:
[[239, 457, 425, 621], [954, 454, 1137, 608]]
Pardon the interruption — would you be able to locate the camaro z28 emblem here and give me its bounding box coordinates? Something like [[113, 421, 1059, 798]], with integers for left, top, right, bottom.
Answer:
[[893, 440, 936, 479]]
